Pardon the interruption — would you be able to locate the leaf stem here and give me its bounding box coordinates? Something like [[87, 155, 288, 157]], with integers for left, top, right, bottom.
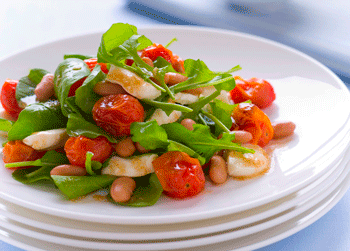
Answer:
[[172, 76, 234, 93], [200, 110, 230, 133]]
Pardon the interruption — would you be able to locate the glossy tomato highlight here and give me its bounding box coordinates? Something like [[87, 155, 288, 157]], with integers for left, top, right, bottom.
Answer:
[[92, 94, 144, 137], [152, 151, 205, 199], [64, 136, 113, 167]]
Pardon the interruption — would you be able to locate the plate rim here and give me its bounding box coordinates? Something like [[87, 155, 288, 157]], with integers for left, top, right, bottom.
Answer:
[[0, 25, 349, 225]]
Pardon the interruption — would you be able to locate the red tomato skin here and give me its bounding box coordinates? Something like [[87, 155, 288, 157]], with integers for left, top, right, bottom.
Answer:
[[92, 94, 144, 137], [152, 151, 205, 199], [0, 79, 23, 117], [67, 77, 87, 97], [140, 44, 185, 73], [230, 77, 276, 109], [64, 136, 113, 167], [231, 103, 274, 147], [84, 58, 109, 74], [3, 141, 44, 167]]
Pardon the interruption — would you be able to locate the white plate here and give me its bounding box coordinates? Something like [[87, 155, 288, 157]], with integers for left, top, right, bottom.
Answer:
[[1, 154, 350, 251], [1, 139, 349, 242], [0, 26, 349, 224]]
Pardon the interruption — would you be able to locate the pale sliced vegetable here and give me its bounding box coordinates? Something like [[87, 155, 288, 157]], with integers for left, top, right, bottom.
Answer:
[[147, 109, 182, 125], [225, 144, 270, 179], [102, 154, 158, 177], [201, 86, 231, 104], [23, 128, 69, 151], [174, 92, 199, 105], [106, 65, 161, 100]]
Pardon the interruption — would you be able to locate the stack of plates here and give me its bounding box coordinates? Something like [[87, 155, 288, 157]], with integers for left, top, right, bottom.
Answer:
[[0, 26, 350, 251]]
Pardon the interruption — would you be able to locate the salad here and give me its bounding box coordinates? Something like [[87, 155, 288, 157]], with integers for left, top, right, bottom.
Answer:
[[0, 23, 295, 207]]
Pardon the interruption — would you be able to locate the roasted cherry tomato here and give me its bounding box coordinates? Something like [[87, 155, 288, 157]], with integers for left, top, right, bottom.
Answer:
[[231, 103, 274, 147], [67, 77, 87, 97], [64, 136, 113, 167], [230, 77, 276, 109], [92, 94, 144, 137], [84, 58, 109, 74], [0, 79, 23, 117], [3, 141, 44, 167], [152, 151, 205, 199], [140, 43, 185, 73]]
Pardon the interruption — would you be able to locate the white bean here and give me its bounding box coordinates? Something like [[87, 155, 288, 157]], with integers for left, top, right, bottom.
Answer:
[[272, 121, 296, 139], [209, 155, 227, 184], [110, 177, 136, 203], [35, 74, 55, 102]]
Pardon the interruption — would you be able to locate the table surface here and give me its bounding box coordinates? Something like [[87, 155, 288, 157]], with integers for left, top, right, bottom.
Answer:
[[1, 1, 350, 250]]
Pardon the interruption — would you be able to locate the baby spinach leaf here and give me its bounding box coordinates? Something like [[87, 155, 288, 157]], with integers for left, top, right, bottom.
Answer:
[[75, 65, 105, 114], [162, 123, 254, 162], [110, 174, 163, 207], [8, 100, 67, 141], [11, 151, 69, 183], [97, 23, 152, 65], [0, 118, 13, 132], [64, 54, 94, 60], [53, 58, 91, 116], [51, 175, 116, 200], [66, 113, 117, 143], [130, 120, 168, 150], [16, 68, 49, 105]]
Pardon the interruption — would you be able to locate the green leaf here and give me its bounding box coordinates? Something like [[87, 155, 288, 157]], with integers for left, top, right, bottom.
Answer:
[[97, 23, 152, 64], [11, 151, 69, 183], [16, 68, 49, 104], [164, 37, 178, 48], [0, 118, 13, 132], [6, 150, 69, 169], [51, 175, 116, 200], [167, 140, 206, 165], [162, 123, 254, 162], [110, 174, 163, 207], [53, 58, 91, 116], [153, 57, 176, 72], [64, 54, 94, 60], [28, 68, 50, 84], [66, 113, 117, 143], [141, 99, 192, 116], [209, 99, 237, 136], [130, 120, 168, 150], [75, 65, 105, 114], [8, 101, 67, 141], [85, 152, 103, 176]]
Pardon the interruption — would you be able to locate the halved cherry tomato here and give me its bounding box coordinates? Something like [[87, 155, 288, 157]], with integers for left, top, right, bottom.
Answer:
[[92, 94, 144, 137], [3, 140, 44, 167], [230, 77, 276, 109], [231, 103, 274, 147], [0, 79, 23, 117], [84, 58, 109, 74], [64, 136, 113, 167], [152, 151, 205, 199]]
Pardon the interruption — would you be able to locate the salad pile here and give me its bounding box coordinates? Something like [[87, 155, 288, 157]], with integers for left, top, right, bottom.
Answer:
[[0, 23, 293, 207]]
